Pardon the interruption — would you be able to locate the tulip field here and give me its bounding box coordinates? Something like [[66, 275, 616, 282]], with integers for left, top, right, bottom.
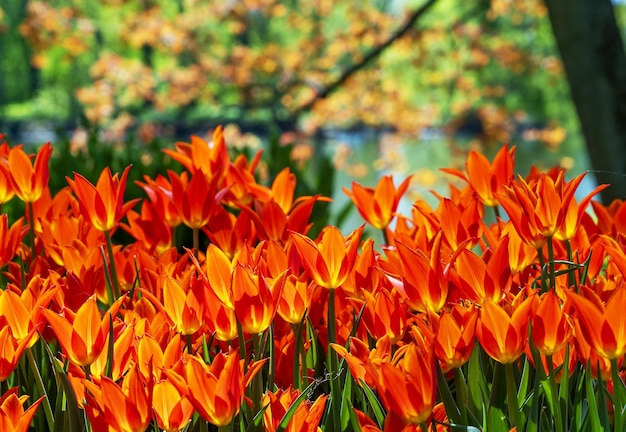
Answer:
[[0, 128, 624, 432]]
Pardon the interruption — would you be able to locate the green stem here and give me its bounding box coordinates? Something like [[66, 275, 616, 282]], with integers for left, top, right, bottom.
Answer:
[[185, 334, 193, 354], [565, 239, 576, 289], [546, 355, 564, 432], [292, 321, 303, 390], [268, 324, 275, 391], [193, 227, 199, 257], [505, 362, 524, 431], [611, 357, 625, 431], [492, 204, 500, 220], [252, 333, 263, 414], [536, 247, 547, 291], [381, 228, 390, 246], [546, 236, 556, 291], [327, 289, 342, 431], [104, 230, 121, 301], [27, 201, 36, 264], [26, 347, 54, 431]]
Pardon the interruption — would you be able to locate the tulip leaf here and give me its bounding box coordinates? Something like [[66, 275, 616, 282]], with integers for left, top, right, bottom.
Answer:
[[467, 343, 488, 423], [486, 362, 509, 432], [345, 397, 362, 432], [437, 362, 463, 425], [340, 372, 352, 430], [42, 340, 84, 432], [584, 366, 604, 431], [244, 403, 269, 432], [276, 381, 317, 432], [358, 378, 385, 428]]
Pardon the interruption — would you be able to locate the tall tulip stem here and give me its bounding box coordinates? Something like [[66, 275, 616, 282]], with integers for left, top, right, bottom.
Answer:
[[104, 230, 121, 301], [327, 289, 342, 430]]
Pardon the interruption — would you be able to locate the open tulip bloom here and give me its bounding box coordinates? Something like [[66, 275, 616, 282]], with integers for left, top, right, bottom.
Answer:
[[0, 133, 624, 432]]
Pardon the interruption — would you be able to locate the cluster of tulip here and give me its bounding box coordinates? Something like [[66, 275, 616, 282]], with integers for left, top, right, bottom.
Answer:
[[0, 129, 624, 432]]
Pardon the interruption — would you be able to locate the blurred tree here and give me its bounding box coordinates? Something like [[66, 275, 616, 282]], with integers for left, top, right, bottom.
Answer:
[[7, 0, 570, 147], [544, 0, 626, 204]]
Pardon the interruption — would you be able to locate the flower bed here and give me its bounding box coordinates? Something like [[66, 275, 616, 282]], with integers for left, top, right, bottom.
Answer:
[[0, 130, 623, 431]]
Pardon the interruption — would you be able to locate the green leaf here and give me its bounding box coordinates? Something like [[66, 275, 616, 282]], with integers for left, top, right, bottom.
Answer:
[[340, 373, 352, 430], [42, 341, 84, 432], [437, 363, 463, 425], [244, 403, 269, 432], [358, 379, 385, 428]]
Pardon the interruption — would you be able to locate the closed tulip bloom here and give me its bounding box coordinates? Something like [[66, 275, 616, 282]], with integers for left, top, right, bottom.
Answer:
[[567, 285, 626, 360], [168, 170, 221, 230], [475, 295, 536, 364], [434, 304, 478, 371], [9, 142, 52, 203], [87, 366, 152, 432], [531, 290, 573, 356], [376, 343, 437, 426], [152, 380, 194, 432], [232, 264, 286, 335], [180, 353, 245, 427], [41, 296, 124, 367], [0, 215, 26, 269], [162, 275, 204, 336], [290, 226, 362, 290]]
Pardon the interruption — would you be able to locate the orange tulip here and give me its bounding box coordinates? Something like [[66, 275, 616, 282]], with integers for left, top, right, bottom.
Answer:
[[497, 171, 584, 248], [152, 380, 194, 432], [0, 282, 57, 348], [343, 175, 412, 230], [442, 144, 515, 207], [175, 352, 245, 427], [0, 215, 26, 269], [167, 170, 224, 230], [136, 174, 182, 228], [162, 275, 204, 336], [389, 235, 448, 313], [360, 289, 408, 343], [84, 365, 152, 432], [290, 225, 362, 289], [163, 128, 230, 180], [567, 285, 626, 360], [475, 296, 536, 364], [376, 343, 437, 426], [8, 142, 52, 203], [232, 263, 286, 335], [263, 387, 328, 432], [450, 237, 511, 304], [0, 141, 15, 204], [531, 290, 573, 356], [433, 304, 478, 371], [0, 325, 33, 381], [121, 200, 172, 253], [41, 295, 124, 367], [67, 166, 139, 232], [0, 388, 44, 432], [277, 274, 310, 325], [332, 336, 392, 388]]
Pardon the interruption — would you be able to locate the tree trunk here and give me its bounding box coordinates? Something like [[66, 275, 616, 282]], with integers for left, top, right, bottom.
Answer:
[[544, 0, 626, 204]]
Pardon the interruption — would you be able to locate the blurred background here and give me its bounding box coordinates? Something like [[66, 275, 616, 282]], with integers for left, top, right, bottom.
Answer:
[[1, 0, 624, 230]]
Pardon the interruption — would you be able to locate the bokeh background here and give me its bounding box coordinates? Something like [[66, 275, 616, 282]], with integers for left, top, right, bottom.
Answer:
[[1, 0, 624, 230]]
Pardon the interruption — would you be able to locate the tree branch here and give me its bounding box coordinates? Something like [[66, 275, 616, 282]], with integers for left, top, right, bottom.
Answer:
[[290, 0, 440, 119]]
